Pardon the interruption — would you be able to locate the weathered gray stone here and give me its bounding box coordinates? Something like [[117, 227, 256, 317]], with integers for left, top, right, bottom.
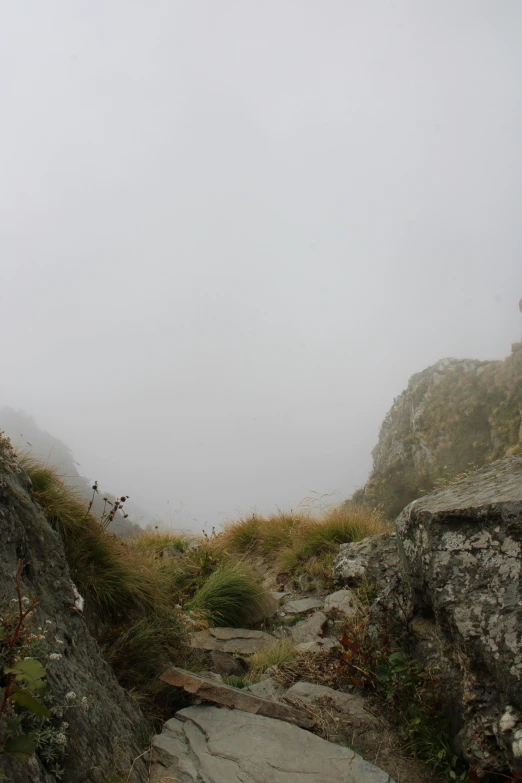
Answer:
[[332, 533, 399, 586], [271, 591, 287, 602], [394, 457, 522, 773], [284, 597, 324, 614], [324, 589, 359, 618], [296, 573, 312, 592], [285, 681, 377, 723], [160, 667, 314, 728], [291, 611, 327, 644], [0, 435, 148, 783], [245, 677, 286, 701], [150, 705, 395, 782], [190, 627, 277, 655], [210, 649, 247, 677]]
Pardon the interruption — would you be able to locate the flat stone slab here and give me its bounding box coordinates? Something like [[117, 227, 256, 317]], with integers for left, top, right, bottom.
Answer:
[[284, 597, 324, 614], [190, 627, 277, 655], [324, 589, 359, 618], [244, 677, 286, 701], [160, 667, 314, 728], [285, 681, 377, 723], [291, 611, 327, 645], [150, 705, 395, 782]]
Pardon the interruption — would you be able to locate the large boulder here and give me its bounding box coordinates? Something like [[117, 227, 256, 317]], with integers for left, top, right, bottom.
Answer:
[[334, 457, 522, 774], [0, 435, 148, 783], [394, 457, 522, 772]]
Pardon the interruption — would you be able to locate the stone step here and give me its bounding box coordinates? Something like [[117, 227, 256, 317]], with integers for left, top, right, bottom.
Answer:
[[150, 705, 396, 783], [160, 666, 314, 729], [190, 626, 278, 655]]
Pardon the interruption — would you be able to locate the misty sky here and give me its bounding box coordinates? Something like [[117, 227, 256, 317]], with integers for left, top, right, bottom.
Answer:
[[1, 1, 521, 531]]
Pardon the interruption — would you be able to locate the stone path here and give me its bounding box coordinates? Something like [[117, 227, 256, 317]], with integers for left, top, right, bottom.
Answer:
[[150, 584, 402, 782]]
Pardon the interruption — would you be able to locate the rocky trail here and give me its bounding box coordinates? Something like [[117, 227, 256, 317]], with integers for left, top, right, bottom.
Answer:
[[149, 579, 437, 783], [150, 458, 522, 781]]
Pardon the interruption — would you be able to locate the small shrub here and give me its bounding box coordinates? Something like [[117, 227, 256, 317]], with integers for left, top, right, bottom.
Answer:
[[185, 562, 267, 627]]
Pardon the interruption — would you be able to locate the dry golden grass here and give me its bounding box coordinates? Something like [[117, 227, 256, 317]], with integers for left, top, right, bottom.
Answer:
[[248, 638, 296, 678], [215, 503, 385, 573], [128, 529, 196, 556]]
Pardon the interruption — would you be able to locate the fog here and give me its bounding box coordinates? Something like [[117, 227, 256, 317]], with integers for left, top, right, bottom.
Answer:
[[1, 1, 521, 531]]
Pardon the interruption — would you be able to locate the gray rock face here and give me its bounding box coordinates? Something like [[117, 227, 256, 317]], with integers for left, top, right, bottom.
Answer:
[[334, 458, 522, 774], [284, 597, 324, 614], [150, 705, 395, 783], [291, 611, 327, 644], [324, 589, 359, 618], [0, 436, 148, 783], [332, 534, 399, 587], [394, 458, 522, 773]]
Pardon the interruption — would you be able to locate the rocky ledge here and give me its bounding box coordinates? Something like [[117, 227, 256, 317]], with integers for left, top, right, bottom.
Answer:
[[334, 456, 522, 774]]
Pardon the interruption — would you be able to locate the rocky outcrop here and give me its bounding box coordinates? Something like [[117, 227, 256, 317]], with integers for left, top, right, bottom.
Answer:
[[150, 705, 395, 782], [0, 435, 148, 783], [335, 457, 522, 775], [353, 345, 522, 518]]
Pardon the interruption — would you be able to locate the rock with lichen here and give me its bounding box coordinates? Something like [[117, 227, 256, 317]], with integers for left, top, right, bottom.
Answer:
[[394, 457, 522, 772], [335, 457, 522, 774]]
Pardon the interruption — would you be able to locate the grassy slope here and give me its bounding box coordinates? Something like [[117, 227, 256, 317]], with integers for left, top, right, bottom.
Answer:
[[16, 449, 385, 721]]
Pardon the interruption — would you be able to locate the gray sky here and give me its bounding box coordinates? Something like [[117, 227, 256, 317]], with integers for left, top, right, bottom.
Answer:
[[1, 1, 521, 531]]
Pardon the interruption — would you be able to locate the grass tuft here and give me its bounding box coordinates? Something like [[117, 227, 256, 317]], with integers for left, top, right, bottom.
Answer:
[[248, 638, 296, 678], [128, 529, 194, 556], [186, 561, 268, 627], [216, 505, 385, 575]]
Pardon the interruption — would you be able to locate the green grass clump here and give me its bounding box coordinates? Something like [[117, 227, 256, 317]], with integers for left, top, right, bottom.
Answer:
[[21, 457, 175, 619], [186, 562, 267, 627], [221, 675, 251, 689], [104, 610, 185, 687]]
